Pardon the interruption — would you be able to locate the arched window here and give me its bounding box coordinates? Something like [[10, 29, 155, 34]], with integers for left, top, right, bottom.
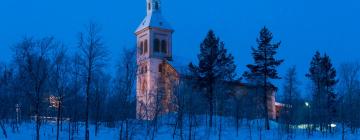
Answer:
[[158, 64, 163, 73], [155, 2, 159, 10], [154, 39, 160, 52], [139, 41, 144, 55], [148, 3, 151, 11], [161, 40, 167, 54], [144, 39, 148, 53], [140, 66, 144, 74], [141, 78, 147, 94]]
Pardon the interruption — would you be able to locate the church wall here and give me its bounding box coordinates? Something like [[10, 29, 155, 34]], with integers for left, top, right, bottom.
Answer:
[[232, 85, 277, 120], [136, 58, 179, 120]]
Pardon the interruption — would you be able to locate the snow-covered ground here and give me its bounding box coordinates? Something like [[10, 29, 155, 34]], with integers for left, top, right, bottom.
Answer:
[[1, 118, 360, 140], [2, 122, 119, 140]]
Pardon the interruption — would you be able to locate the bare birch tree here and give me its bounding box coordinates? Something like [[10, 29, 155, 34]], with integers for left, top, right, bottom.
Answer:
[[48, 44, 70, 140], [114, 47, 137, 140], [280, 66, 301, 136], [77, 22, 108, 140], [338, 62, 360, 139], [13, 37, 56, 140]]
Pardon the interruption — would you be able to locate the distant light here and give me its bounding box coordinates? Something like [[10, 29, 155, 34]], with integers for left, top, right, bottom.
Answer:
[[297, 124, 307, 129], [297, 124, 312, 129], [331, 124, 336, 128], [305, 102, 309, 107]]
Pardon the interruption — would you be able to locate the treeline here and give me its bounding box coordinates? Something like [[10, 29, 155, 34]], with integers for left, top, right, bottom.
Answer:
[[0, 22, 137, 140], [279, 51, 360, 139], [0, 23, 360, 140]]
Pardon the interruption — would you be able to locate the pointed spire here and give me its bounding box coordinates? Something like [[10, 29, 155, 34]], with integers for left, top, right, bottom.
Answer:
[[136, 0, 172, 33], [147, 0, 161, 15]]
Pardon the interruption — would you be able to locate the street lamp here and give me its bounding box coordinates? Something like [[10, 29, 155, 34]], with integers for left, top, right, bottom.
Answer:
[[15, 104, 21, 124], [305, 101, 311, 135]]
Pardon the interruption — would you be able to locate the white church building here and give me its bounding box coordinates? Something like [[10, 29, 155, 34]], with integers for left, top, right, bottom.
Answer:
[[135, 0, 179, 120], [134, 0, 277, 120]]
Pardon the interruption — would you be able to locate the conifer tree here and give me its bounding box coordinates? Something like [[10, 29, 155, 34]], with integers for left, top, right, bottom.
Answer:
[[189, 30, 236, 127], [306, 51, 337, 133], [243, 27, 284, 130], [321, 54, 337, 133]]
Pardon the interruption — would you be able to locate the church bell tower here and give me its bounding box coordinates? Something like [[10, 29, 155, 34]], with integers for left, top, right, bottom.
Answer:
[[135, 0, 175, 120]]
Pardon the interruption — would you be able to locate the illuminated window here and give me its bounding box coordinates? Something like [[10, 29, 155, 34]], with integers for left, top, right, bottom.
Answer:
[[161, 40, 167, 53], [154, 39, 160, 52]]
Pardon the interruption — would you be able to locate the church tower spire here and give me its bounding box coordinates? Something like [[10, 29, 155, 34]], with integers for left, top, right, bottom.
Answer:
[[147, 0, 161, 15], [136, 0, 172, 33], [135, 0, 178, 120]]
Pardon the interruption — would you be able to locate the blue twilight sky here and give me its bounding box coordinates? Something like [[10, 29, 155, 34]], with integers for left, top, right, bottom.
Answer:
[[0, 0, 360, 96]]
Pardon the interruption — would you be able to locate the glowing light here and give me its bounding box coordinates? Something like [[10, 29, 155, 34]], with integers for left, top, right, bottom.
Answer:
[[331, 123, 336, 128], [305, 102, 310, 107], [49, 95, 60, 108], [297, 124, 313, 129]]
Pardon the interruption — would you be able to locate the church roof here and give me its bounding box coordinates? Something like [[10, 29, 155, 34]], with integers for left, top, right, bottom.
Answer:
[[136, 11, 173, 33]]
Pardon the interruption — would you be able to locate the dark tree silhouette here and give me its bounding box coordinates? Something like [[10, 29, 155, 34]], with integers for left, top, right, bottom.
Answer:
[[189, 30, 236, 127], [77, 22, 108, 140], [114, 47, 137, 140], [13, 37, 56, 140], [280, 66, 301, 135], [243, 27, 284, 130], [306, 51, 337, 133], [338, 62, 360, 139], [0, 64, 13, 139]]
